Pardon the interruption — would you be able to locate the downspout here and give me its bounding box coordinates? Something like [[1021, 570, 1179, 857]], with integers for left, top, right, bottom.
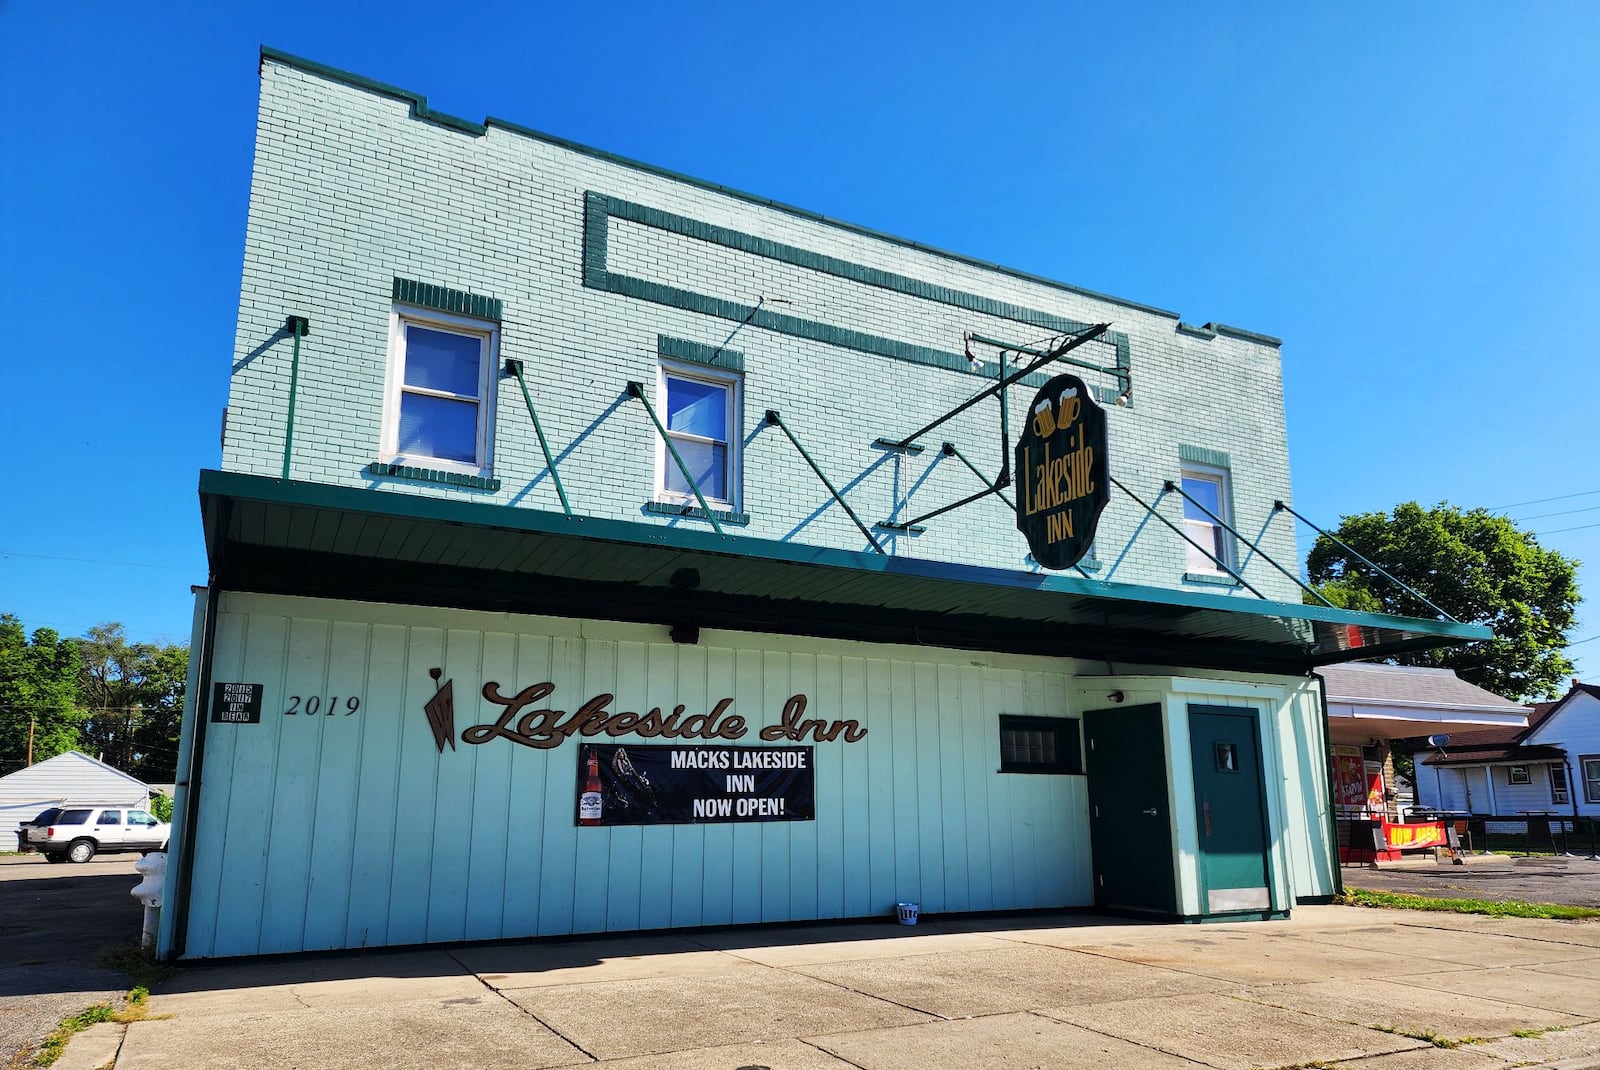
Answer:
[[1314, 672, 1344, 898], [167, 575, 223, 960], [281, 316, 309, 481]]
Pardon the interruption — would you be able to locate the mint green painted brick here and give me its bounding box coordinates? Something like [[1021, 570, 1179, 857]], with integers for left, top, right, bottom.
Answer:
[[221, 54, 1306, 602]]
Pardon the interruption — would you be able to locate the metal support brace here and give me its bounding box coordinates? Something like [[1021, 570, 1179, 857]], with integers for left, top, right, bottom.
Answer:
[[626, 381, 726, 536], [1273, 501, 1459, 622], [968, 331, 1123, 379], [281, 316, 309, 481], [505, 359, 572, 517], [943, 444, 1093, 580], [1110, 476, 1267, 599], [889, 323, 1110, 449], [1165, 481, 1332, 607], [764, 411, 885, 554]]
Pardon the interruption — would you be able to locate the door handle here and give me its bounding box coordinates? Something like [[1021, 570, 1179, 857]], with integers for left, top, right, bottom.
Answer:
[[1142, 808, 1158, 816]]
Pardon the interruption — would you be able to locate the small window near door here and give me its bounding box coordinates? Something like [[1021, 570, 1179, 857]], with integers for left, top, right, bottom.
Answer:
[[1215, 742, 1239, 773], [999, 715, 1082, 774], [1508, 765, 1531, 785], [1550, 764, 1570, 805]]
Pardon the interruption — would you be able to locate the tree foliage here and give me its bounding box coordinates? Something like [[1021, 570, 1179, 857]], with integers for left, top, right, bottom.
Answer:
[[1306, 502, 1581, 701], [76, 624, 189, 782], [0, 615, 85, 773]]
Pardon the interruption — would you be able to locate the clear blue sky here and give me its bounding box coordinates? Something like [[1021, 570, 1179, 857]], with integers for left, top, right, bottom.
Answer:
[[2, 2, 1595, 682]]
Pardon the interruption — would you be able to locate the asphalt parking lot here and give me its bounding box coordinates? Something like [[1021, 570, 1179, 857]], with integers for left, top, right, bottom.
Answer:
[[0, 854, 142, 1069], [1344, 853, 1600, 908]]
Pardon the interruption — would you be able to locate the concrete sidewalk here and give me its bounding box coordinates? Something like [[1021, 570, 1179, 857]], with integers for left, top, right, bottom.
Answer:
[[63, 906, 1600, 1070]]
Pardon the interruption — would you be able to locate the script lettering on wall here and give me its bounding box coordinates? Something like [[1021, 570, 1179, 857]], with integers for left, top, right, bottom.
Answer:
[[451, 684, 866, 752]]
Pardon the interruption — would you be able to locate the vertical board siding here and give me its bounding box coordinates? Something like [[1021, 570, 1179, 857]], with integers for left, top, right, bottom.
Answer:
[[185, 598, 1092, 957]]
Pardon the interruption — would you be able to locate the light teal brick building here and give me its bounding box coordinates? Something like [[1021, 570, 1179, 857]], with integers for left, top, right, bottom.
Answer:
[[159, 50, 1487, 959]]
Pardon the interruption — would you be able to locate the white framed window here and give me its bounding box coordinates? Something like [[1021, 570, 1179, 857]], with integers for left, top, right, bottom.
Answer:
[[1550, 763, 1570, 805], [382, 307, 498, 473], [1180, 463, 1232, 573], [1507, 764, 1531, 785], [1582, 756, 1600, 803], [655, 362, 741, 509]]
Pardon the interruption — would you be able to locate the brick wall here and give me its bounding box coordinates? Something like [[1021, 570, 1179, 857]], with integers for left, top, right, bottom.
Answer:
[[223, 56, 1302, 600]]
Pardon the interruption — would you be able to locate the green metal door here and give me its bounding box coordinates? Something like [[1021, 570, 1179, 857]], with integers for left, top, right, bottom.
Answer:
[[1188, 705, 1272, 915], [1084, 704, 1176, 915]]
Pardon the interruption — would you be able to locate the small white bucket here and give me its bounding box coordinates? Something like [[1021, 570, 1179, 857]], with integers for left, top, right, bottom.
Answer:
[[895, 901, 919, 926]]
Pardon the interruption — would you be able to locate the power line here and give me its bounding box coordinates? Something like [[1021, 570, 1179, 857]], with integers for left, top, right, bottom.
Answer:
[[0, 550, 197, 572], [1536, 522, 1600, 536], [1513, 503, 1600, 523], [1490, 488, 1600, 511]]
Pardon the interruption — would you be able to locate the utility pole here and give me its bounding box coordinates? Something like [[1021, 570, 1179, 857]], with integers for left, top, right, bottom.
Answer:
[[26, 714, 35, 766]]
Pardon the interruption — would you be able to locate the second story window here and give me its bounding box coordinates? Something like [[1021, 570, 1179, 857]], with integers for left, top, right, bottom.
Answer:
[[384, 309, 497, 472], [657, 364, 741, 509], [1181, 463, 1232, 574]]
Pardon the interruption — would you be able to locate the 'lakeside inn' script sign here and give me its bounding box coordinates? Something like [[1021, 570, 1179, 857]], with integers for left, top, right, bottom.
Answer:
[[1015, 372, 1109, 570], [458, 683, 866, 751]]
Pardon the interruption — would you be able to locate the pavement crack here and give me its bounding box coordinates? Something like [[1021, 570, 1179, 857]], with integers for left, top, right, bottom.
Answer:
[[799, 1037, 870, 1070], [443, 949, 598, 1063]]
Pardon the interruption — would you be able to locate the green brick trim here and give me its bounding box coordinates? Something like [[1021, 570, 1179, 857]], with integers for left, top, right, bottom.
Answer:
[[265, 47, 1294, 341], [261, 47, 486, 137], [1205, 322, 1283, 348], [658, 335, 744, 373], [585, 192, 1131, 401], [1184, 571, 1241, 588], [367, 461, 500, 492], [392, 277, 502, 321], [1178, 445, 1232, 470], [1176, 322, 1217, 340], [643, 500, 751, 526]]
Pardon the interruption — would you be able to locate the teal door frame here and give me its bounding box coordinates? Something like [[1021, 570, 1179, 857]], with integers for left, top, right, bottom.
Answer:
[[1186, 704, 1276, 918]]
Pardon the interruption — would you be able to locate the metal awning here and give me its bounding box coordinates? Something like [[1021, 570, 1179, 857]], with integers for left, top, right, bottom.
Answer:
[[198, 470, 1491, 676]]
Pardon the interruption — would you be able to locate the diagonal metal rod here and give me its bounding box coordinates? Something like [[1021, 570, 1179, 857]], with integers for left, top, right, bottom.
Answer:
[[891, 323, 1110, 448], [1110, 476, 1266, 599], [626, 381, 725, 536], [765, 410, 885, 554], [1166, 481, 1331, 606], [883, 483, 1005, 531], [945, 443, 1093, 579], [1274, 501, 1459, 622], [508, 360, 572, 517], [968, 331, 1122, 377]]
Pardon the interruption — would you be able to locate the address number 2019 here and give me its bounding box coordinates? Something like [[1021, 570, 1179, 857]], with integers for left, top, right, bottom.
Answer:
[[284, 696, 362, 716]]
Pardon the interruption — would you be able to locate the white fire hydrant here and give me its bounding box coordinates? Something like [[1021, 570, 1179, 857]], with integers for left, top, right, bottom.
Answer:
[[131, 852, 166, 949]]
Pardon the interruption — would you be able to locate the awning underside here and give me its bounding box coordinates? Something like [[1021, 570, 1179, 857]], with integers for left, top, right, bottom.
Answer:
[[199, 471, 1491, 676]]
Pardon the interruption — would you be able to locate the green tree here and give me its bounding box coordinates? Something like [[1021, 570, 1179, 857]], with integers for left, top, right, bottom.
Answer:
[[0, 614, 84, 772], [1306, 502, 1580, 701], [76, 624, 188, 782]]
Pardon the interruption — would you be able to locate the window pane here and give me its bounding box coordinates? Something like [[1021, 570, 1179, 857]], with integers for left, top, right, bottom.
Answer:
[[399, 392, 479, 464], [1184, 518, 1222, 570], [1181, 475, 1222, 521], [59, 810, 90, 825], [404, 325, 482, 398], [666, 377, 727, 441], [665, 437, 726, 500], [101, 811, 121, 825]]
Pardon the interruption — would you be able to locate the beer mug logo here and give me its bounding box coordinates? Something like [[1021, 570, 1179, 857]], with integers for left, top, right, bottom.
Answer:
[[1031, 387, 1082, 439]]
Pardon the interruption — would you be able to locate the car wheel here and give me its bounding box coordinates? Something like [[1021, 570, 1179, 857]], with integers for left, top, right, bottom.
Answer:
[[66, 839, 96, 864], [44, 852, 67, 864]]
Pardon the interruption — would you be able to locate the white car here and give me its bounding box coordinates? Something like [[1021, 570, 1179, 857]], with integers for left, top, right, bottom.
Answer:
[[22, 804, 170, 863]]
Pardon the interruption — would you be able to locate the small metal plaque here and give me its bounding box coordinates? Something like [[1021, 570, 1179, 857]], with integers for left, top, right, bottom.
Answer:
[[211, 682, 264, 724]]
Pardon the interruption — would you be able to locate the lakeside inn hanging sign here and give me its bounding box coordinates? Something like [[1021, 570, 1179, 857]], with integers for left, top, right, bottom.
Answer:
[[1015, 372, 1109, 570]]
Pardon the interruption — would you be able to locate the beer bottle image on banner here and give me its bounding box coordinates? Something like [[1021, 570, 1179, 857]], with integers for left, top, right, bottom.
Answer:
[[578, 745, 603, 826]]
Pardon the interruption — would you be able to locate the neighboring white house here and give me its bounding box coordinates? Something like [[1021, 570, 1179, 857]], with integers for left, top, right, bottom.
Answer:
[[1520, 682, 1600, 819], [0, 751, 152, 849], [1416, 681, 1600, 824]]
